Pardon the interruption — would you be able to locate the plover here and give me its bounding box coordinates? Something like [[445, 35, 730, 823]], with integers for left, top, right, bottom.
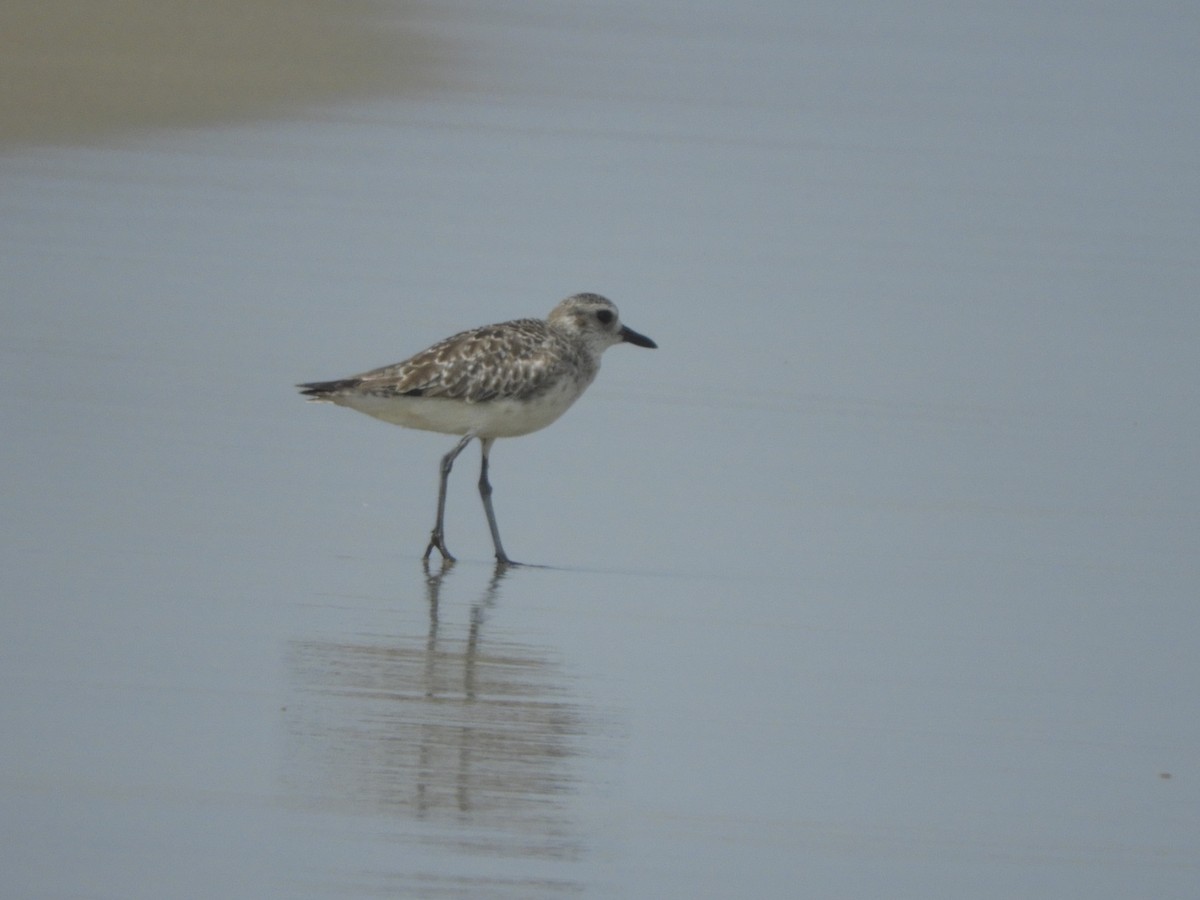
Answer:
[[298, 293, 656, 565]]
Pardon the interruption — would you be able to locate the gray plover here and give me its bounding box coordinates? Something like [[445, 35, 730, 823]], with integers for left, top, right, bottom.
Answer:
[[298, 293, 656, 564]]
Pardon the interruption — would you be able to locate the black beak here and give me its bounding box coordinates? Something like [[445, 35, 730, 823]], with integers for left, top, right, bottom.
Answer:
[[619, 324, 657, 349]]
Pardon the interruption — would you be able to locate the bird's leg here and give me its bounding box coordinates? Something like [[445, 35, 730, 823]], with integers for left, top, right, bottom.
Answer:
[[425, 434, 473, 561], [477, 438, 513, 565]]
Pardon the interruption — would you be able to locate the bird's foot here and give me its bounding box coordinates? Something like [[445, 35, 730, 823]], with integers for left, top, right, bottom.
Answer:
[[423, 531, 455, 563]]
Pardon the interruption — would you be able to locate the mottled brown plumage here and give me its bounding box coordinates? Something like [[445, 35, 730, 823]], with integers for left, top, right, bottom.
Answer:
[[307, 318, 596, 404], [298, 293, 656, 564]]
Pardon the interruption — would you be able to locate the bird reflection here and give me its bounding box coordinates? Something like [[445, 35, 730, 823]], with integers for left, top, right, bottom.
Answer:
[[284, 560, 587, 865], [421, 557, 508, 705]]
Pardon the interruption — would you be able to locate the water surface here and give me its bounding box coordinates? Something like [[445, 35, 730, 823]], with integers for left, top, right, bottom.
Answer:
[[2, 2, 1197, 897]]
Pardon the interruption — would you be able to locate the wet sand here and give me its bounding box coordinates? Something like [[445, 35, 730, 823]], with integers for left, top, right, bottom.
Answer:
[[2, 2, 1197, 897], [0, 0, 441, 147]]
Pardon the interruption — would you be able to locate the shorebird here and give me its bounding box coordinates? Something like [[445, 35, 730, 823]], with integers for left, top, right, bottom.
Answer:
[[298, 293, 656, 564]]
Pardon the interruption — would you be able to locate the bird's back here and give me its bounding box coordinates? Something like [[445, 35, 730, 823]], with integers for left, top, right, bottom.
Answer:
[[298, 317, 599, 437]]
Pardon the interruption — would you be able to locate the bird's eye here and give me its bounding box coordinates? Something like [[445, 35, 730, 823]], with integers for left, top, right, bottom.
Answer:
[[596, 310, 614, 324]]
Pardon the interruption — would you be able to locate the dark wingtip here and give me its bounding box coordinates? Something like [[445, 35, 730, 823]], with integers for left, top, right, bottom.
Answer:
[[297, 378, 358, 398]]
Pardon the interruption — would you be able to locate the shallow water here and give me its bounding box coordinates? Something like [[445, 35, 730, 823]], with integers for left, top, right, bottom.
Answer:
[[3, 1, 1198, 897]]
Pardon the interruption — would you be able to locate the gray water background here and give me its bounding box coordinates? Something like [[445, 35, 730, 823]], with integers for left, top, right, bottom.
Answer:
[[2, 2, 1197, 897]]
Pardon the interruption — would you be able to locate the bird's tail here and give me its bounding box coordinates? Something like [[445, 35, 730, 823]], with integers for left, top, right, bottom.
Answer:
[[296, 379, 361, 400]]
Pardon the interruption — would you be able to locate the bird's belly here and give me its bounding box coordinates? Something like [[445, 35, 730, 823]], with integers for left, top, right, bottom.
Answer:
[[336, 380, 585, 438]]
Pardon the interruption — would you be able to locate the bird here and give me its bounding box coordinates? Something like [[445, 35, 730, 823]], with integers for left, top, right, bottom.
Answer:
[[298, 292, 657, 565]]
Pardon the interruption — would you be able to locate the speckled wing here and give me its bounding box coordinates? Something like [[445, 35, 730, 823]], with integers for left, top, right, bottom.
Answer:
[[346, 319, 573, 404]]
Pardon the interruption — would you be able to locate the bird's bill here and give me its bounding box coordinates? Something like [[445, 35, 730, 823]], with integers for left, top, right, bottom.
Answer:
[[619, 325, 657, 349]]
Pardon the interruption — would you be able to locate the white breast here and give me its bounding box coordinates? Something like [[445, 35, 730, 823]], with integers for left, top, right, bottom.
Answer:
[[333, 373, 592, 438]]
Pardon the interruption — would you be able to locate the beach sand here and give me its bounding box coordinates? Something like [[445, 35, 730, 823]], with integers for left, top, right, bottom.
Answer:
[[0, 0, 439, 147]]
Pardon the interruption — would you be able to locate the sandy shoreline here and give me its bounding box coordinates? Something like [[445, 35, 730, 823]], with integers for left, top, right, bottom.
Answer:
[[0, 0, 442, 148]]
